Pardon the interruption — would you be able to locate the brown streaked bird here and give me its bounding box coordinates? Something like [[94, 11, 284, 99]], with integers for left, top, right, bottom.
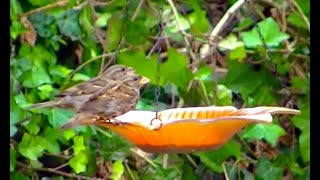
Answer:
[[26, 65, 135, 111], [26, 65, 150, 128], [61, 74, 150, 128]]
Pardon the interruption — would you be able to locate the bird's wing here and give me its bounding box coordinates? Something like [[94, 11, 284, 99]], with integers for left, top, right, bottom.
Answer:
[[57, 78, 112, 97], [80, 87, 139, 117]]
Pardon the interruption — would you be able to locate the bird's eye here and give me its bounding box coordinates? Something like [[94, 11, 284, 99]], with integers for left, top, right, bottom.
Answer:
[[133, 76, 139, 81], [121, 67, 125, 71]]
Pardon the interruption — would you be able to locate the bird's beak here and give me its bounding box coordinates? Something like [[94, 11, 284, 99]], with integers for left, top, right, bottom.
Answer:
[[139, 76, 150, 85]]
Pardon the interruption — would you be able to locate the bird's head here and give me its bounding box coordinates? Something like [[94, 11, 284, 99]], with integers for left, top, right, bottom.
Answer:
[[124, 74, 150, 90], [101, 65, 135, 81]]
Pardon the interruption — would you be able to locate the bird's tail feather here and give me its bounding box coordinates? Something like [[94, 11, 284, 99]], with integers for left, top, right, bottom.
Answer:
[[25, 100, 61, 110]]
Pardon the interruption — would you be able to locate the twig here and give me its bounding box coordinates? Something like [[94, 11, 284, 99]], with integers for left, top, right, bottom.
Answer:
[[289, 0, 310, 31], [166, 0, 196, 61], [129, 148, 158, 168], [162, 154, 168, 169], [97, 127, 112, 138], [222, 162, 230, 180], [236, 134, 256, 158], [184, 154, 198, 169], [88, 0, 107, 73], [131, 0, 145, 21], [73, 1, 89, 10], [14, 117, 32, 125], [61, 49, 128, 90], [200, 0, 246, 59], [52, 162, 70, 171], [92, 0, 116, 7], [21, 0, 69, 17], [16, 161, 97, 180], [124, 161, 136, 180]]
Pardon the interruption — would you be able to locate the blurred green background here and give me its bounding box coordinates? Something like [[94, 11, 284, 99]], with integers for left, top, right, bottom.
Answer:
[[10, 0, 310, 179]]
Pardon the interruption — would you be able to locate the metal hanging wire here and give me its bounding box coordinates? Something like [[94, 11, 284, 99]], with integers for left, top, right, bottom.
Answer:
[[150, 0, 163, 129], [111, 0, 132, 66], [244, 0, 291, 106]]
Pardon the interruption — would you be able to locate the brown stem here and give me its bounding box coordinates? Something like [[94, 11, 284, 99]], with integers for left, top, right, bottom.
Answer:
[[16, 161, 97, 180], [21, 0, 69, 17]]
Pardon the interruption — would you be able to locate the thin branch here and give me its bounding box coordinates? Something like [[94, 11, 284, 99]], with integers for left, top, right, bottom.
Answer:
[[184, 154, 198, 169], [222, 162, 230, 180], [200, 0, 246, 58], [61, 49, 128, 90], [129, 148, 158, 168], [162, 154, 168, 169], [16, 161, 97, 180], [289, 0, 310, 31], [131, 0, 145, 21], [92, 0, 116, 7], [21, 0, 68, 17], [166, 0, 197, 61]]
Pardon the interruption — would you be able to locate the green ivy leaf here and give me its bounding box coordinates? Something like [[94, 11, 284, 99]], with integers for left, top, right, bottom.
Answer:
[[10, 125, 17, 138], [298, 130, 310, 162], [54, 9, 82, 41], [241, 123, 285, 146], [28, 0, 50, 6], [255, 158, 283, 180], [225, 61, 262, 99], [30, 159, 43, 169], [69, 151, 88, 174], [29, 12, 56, 38], [296, 0, 310, 19], [24, 117, 40, 135], [225, 60, 279, 102], [219, 33, 245, 50], [124, 20, 148, 45], [18, 133, 46, 160], [79, 6, 94, 34], [37, 84, 54, 100], [287, 12, 308, 29], [96, 12, 112, 28], [106, 14, 123, 51], [248, 87, 278, 106], [43, 127, 60, 154], [48, 108, 75, 128], [218, 34, 247, 60], [10, 0, 23, 20], [73, 136, 86, 155], [181, 164, 198, 180], [10, 20, 27, 39], [10, 149, 17, 172], [193, 140, 241, 172], [160, 48, 193, 90], [216, 85, 233, 105], [194, 66, 212, 81], [72, 73, 91, 82], [111, 160, 125, 180], [10, 81, 24, 137], [119, 51, 160, 85], [292, 103, 310, 162], [19, 45, 56, 88], [63, 129, 76, 140], [241, 17, 289, 48], [187, 1, 208, 33], [10, 172, 29, 180]]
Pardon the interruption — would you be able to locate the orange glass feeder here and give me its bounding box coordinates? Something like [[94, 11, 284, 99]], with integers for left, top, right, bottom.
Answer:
[[81, 106, 300, 153]]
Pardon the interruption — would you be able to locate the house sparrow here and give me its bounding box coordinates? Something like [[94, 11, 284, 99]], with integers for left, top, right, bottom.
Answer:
[[61, 73, 149, 128], [26, 65, 135, 111], [26, 65, 150, 128]]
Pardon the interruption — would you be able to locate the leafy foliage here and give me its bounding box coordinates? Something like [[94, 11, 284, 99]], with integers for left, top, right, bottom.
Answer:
[[10, 0, 309, 179]]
